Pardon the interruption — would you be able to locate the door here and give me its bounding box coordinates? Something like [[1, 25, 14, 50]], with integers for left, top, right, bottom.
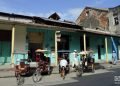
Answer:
[[98, 45, 101, 59]]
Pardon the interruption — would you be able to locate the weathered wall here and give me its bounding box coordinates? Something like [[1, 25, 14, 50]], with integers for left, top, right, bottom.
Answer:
[[76, 7, 109, 30], [109, 6, 120, 35], [14, 25, 27, 52]]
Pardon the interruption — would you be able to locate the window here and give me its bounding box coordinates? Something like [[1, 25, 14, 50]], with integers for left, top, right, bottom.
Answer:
[[114, 16, 119, 25], [86, 11, 89, 16]]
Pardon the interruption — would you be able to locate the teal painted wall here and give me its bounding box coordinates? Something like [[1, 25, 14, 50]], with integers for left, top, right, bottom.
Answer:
[[89, 35, 112, 62], [14, 27, 114, 65], [0, 41, 11, 64], [26, 28, 56, 65], [14, 53, 28, 65], [69, 32, 81, 65], [57, 31, 81, 65]]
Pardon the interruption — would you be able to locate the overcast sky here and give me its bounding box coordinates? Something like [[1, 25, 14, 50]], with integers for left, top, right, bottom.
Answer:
[[0, 0, 120, 21]]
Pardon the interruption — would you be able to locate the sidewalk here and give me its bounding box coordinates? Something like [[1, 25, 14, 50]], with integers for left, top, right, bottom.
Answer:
[[0, 64, 14, 71], [0, 64, 14, 78], [0, 62, 120, 78]]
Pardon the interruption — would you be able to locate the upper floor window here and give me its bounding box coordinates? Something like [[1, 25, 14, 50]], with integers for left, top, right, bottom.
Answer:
[[86, 11, 89, 16], [114, 16, 119, 25]]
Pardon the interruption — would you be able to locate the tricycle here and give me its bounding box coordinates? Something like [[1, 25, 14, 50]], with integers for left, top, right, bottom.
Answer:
[[80, 50, 95, 73], [14, 52, 31, 86], [32, 49, 52, 83]]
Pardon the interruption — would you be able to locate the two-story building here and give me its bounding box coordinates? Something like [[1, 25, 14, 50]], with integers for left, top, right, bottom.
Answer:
[[76, 6, 120, 62], [109, 5, 120, 60]]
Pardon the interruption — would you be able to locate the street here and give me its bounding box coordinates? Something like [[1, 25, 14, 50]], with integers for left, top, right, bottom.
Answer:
[[0, 68, 120, 86]]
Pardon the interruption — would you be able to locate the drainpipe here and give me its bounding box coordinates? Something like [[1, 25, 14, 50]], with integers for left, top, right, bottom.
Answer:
[[83, 33, 86, 57], [105, 37, 108, 63], [11, 25, 15, 67], [55, 31, 58, 66]]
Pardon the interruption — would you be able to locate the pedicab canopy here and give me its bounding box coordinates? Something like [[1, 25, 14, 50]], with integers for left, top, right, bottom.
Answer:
[[79, 50, 94, 55], [35, 49, 48, 53]]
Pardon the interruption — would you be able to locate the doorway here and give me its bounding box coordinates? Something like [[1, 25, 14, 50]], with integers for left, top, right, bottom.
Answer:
[[28, 32, 44, 61], [0, 30, 11, 63], [57, 35, 69, 63], [98, 45, 101, 59]]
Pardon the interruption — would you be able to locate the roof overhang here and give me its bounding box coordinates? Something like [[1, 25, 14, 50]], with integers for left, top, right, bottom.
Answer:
[[0, 19, 120, 38]]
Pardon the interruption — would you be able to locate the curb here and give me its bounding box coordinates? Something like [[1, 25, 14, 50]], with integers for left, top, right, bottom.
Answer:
[[0, 68, 14, 72]]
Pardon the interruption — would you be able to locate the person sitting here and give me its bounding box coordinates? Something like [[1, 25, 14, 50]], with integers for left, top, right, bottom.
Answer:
[[59, 56, 68, 73]]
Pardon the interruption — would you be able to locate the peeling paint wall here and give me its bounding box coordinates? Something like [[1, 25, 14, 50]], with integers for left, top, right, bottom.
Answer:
[[76, 7, 109, 31], [109, 6, 120, 35]]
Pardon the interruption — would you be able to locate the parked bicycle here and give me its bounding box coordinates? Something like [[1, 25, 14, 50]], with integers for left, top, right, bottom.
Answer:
[[80, 50, 95, 73], [14, 52, 31, 86], [15, 59, 30, 85], [32, 49, 52, 83]]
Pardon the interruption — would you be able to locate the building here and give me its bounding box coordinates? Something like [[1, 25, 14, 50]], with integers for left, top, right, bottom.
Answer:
[[109, 5, 120, 60], [76, 6, 120, 62], [0, 12, 83, 66], [0, 11, 120, 66], [109, 5, 120, 34]]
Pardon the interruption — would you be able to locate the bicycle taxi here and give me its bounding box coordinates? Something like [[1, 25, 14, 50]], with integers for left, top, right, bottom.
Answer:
[[32, 49, 52, 82], [58, 50, 70, 79], [80, 50, 95, 73], [14, 51, 31, 85]]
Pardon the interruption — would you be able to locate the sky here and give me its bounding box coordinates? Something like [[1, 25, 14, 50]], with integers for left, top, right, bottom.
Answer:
[[0, 0, 120, 21]]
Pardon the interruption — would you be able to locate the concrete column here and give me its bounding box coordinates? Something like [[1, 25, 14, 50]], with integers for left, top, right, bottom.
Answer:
[[83, 33, 86, 51], [83, 33, 86, 57], [105, 37, 108, 63], [11, 25, 15, 67], [55, 31, 58, 66]]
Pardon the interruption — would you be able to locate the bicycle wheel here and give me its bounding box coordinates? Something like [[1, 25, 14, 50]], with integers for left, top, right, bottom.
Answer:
[[32, 69, 42, 83], [76, 65, 83, 77], [16, 74, 24, 86]]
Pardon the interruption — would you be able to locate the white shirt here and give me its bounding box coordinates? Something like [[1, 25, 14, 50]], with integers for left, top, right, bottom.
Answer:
[[73, 52, 79, 66], [60, 59, 68, 68]]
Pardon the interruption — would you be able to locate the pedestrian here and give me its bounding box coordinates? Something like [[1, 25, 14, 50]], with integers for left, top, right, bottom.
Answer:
[[72, 50, 79, 68], [112, 50, 117, 65]]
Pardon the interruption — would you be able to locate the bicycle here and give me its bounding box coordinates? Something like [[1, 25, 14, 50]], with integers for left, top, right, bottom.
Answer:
[[32, 65, 42, 83], [15, 69, 25, 86], [75, 63, 83, 77]]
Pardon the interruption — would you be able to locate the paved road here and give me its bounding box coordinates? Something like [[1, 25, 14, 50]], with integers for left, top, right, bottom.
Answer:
[[51, 68, 120, 86], [0, 68, 120, 86]]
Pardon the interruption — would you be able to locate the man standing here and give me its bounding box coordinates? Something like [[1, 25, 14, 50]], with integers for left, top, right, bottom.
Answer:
[[112, 50, 117, 65], [72, 50, 79, 68]]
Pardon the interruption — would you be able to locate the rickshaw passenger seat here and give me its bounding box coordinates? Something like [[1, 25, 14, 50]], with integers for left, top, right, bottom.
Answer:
[[20, 62, 25, 68]]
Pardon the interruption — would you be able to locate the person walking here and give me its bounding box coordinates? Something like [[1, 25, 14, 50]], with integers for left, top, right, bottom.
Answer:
[[112, 50, 117, 65]]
